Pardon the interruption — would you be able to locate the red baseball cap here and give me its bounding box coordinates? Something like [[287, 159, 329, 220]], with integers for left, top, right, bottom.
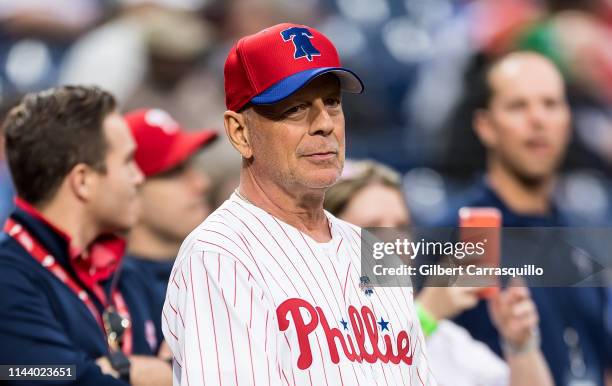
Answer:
[[124, 108, 217, 177], [224, 23, 364, 111]]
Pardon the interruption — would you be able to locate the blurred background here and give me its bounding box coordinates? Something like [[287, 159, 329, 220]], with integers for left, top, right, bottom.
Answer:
[[0, 0, 612, 226]]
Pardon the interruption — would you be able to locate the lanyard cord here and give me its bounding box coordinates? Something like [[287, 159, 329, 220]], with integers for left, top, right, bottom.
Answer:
[[3, 218, 133, 355]]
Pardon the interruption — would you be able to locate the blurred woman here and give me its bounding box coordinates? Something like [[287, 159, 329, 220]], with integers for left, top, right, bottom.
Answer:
[[325, 160, 553, 386]]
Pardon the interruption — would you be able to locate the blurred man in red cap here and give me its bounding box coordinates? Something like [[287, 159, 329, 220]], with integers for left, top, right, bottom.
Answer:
[[122, 108, 217, 359], [162, 23, 436, 385]]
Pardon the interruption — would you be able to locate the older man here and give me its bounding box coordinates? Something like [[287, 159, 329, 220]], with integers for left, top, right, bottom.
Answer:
[[162, 23, 436, 385]]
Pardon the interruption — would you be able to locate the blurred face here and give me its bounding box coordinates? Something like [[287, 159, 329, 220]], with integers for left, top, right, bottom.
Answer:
[[138, 157, 211, 243], [339, 183, 410, 228], [477, 53, 571, 183], [89, 112, 144, 233], [246, 74, 345, 193]]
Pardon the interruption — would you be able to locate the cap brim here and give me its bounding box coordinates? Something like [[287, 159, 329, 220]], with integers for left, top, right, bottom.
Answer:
[[251, 67, 364, 105], [157, 130, 218, 175]]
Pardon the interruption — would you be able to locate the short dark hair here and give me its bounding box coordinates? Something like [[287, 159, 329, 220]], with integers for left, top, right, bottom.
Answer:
[[3, 85, 117, 205], [471, 53, 496, 111]]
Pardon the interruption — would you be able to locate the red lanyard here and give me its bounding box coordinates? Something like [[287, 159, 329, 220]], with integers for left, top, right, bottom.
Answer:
[[4, 218, 133, 355]]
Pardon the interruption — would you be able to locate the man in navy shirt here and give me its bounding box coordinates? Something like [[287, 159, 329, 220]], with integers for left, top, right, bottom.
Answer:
[[122, 108, 217, 357], [0, 86, 172, 385], [440, 52, 610, 385]]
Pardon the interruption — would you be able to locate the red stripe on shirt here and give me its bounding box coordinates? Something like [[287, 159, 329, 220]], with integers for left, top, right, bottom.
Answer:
[[190, 257, 207, 385]]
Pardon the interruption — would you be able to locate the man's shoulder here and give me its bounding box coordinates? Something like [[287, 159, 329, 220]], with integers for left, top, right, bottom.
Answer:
[[175, 208, 255, 269], [0, 235, 53, 299], [196, 195, 262, 236], [0, 233, 40, 274], [193, 195, 305, 249], [191, 207, 250, 251]]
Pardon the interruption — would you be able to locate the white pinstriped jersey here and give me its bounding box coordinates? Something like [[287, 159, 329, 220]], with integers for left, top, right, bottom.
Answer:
[[162, 193, 437, 386]]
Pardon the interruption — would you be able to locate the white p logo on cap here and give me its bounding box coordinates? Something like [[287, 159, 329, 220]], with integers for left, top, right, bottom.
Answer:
[[144, 109, 179, 135]]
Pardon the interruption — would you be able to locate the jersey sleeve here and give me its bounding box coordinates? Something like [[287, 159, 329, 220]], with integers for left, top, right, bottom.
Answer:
[[162, 250, 282, 386]]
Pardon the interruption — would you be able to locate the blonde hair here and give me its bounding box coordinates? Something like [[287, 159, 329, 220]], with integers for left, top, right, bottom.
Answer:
[[324, 160, 402, 217]]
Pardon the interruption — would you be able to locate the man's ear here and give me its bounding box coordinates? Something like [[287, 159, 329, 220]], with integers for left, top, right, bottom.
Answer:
[[473, 108, 497, 149], [67, 163, 95, 202], [224, 110, 253, 159]]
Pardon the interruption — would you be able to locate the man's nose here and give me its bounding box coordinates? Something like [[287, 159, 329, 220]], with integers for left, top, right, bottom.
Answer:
[[308, 99, 334, 136], [133, 163, 145, 187], [528, 103, 549, 130]]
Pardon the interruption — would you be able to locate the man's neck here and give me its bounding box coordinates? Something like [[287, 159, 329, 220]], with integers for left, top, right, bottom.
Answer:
[[487, 162, 554, 216], [38, 199, 99, 252], [238, 169, 331, 242], [128, 226, 180, 261]]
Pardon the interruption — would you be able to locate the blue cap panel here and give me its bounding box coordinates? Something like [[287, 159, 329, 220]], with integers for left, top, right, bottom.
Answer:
[[251, 67, 364, 105]]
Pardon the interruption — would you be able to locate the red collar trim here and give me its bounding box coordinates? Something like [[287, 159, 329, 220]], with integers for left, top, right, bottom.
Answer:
[[13, 197, 126, 286]]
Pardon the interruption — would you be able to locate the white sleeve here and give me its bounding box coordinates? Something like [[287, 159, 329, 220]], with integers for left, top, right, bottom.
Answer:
[[406, 289, 439, 386], [162, 250, 282, 386], [426, 321, 508, 386]]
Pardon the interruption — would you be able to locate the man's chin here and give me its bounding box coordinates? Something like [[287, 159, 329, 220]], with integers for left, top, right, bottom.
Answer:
[[504, 157, 558, 186], [515, 168, 556, 187], [279, 164, 341, 194], [104, 211, 141, 235], [104, 223, 132, 237], [305, 178, 341, 191]]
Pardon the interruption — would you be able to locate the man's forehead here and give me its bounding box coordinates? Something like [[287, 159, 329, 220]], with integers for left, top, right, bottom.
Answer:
[[489, 53, 564, 91], [104, 112, 135, 147]]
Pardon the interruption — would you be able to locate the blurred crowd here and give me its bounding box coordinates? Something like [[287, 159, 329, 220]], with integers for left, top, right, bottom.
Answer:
[[0, 0, 612, 385], [0, 0, 611, 225]]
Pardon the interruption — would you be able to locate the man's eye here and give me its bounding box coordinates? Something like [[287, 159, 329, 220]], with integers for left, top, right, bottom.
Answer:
[[544, 98, 562, 109], [325, 98, 340, 107], [284, 104, 306, 116], [507, 100, 526, 111]]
